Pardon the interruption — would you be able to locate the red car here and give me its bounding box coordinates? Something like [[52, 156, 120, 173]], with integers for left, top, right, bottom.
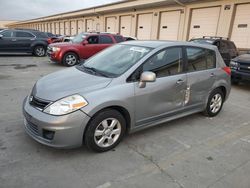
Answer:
[[47, 32, 124, 66]]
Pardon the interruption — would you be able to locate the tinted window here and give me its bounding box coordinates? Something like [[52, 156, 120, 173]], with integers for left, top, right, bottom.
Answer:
[[113, 35, 124, 43], [143, 47, 183, 78], [16, 31, 34, 38], [186, 47, 216, 72], [87, 36, 99, 44], [228, 41, 237, 50], [1, 31, 12, 37], [220, 41, 228, 51], [32, 31, 48, 38], [99, 35, 113, 44]]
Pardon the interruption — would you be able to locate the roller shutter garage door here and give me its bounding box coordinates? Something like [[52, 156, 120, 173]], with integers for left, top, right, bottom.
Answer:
[[137, 13, 153, 40], [55, 22, 60, 34], [106, 17, 117, 33], [65, 21, 70, 35], [71, 20, 77, 35], [231, 4, 250, 49], [86, 19, 94, 32], [189, 7, 221, 39], [77, 20, 84, 33], [120, 15, 132, 36], [59, 22, 64, 35], [159, 11, 181, 40]]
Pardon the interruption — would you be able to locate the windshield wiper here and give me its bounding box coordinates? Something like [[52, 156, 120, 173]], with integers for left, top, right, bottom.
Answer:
[[83, 66, 110, 77]]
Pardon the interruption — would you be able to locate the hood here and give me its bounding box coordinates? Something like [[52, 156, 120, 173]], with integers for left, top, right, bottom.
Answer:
[[50, 42, 80, 48], [32, 67, 112, 101], [233, 54, 250, 64]]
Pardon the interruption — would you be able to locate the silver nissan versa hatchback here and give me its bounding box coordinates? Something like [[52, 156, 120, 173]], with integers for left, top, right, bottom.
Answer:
[[23, 41, 231, 152]]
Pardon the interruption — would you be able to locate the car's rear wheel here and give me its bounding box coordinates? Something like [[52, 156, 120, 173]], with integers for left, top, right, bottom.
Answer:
[[34, 46, 46, 57], [203, 88, 224, 117], [63, 52, 79, 67], [84, 109, 126, 152]]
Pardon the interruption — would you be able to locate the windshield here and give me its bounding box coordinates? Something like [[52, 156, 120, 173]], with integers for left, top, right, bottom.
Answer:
[[79, 44, 152, 77], [72, 33, 87, 43]]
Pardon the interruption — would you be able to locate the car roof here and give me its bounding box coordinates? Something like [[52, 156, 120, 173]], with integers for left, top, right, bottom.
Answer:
[[122, 40, 218, 50]]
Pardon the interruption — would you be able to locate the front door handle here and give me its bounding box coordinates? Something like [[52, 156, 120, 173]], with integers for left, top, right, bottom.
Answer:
[[11, 39, 17, 42], [176, 79, 185, 85], [210, 73, 215, 77]]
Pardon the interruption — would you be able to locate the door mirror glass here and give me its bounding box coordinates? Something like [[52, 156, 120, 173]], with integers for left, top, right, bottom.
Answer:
[[0, 34, 3, 38], [139, 71, 156, 88]]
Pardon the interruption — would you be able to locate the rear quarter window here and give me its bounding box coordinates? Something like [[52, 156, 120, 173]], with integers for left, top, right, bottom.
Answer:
[[186, 47, 216, 72], [113, 35, 124, 43]]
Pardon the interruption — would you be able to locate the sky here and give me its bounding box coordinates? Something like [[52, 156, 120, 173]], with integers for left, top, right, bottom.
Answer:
[[0, 0, 121, 21]]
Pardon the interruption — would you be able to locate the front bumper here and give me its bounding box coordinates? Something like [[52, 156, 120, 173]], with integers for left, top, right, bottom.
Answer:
[[22, 96, 91, 149], [231, 69, 250, 81], [47, 51, 62, 63]]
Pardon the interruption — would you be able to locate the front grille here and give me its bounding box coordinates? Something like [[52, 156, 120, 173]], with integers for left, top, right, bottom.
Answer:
[[27, 120, 39, 136], [238, 62, 250, 74], [29, 96, 50, 110]]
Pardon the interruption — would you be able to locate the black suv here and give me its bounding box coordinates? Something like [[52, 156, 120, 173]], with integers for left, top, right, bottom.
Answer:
[[0, 29, 49, 56], [190, 36, 238, 66], [230, 54, 250, 84]]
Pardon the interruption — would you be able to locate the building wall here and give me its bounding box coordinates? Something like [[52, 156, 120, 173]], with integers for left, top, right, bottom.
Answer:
[[0, 20, 17, 28], [6, 0, 250, 49]]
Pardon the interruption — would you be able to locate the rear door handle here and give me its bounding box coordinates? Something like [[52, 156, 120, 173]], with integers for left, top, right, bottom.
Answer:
[[11, 39, 17, 41], [176, 79, 185, 84]]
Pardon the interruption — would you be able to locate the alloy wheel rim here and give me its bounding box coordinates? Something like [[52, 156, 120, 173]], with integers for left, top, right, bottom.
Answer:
[[36, 47, 45, 56], [94, 118, 122, 148], [66, 55, 77, 65], [210, 94, 222, 113]]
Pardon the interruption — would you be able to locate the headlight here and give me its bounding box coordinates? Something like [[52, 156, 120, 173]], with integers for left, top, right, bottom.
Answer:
[[52, 47, 60, 52], [230, 61, 238, 67], [44, 94, 88, 115]]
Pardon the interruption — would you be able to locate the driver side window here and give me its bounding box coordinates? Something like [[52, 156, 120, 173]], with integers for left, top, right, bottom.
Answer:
[[87, 36, 99, 44], [142, 47, 183, 78]]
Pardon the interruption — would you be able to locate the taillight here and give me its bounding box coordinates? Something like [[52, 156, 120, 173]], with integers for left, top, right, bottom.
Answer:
[[222, 67, 231, 76], [47, 38, 52, 44]]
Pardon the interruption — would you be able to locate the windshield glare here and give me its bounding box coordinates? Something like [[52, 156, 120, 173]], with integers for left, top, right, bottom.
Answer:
[[72, 33, 87, 43], [81, 44, 152, 77]]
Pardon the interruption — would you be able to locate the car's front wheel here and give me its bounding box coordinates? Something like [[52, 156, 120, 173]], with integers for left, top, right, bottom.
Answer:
[[84, 109, 126, 152], [34, 46, 46, 57], [63, 52, 79, 67], [203, 88, 224, 117]]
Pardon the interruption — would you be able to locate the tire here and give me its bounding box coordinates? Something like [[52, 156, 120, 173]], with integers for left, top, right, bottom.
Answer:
[[62, 52, 79, 67], [203, 88, 224, 117], [84, 109, 126, 152], [33, 46, 46, 57]]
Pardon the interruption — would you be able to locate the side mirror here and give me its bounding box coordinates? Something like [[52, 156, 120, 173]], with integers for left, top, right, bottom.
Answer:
[[138, 71, 156, 88], [83, 40, 88, 45], [0, 34, 3, 38]]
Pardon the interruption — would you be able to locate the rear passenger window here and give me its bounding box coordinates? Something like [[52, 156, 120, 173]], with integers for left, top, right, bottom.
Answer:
[[16, 31, 34, 38], [99, 35, 113, 44], [143, 47, 183, 77], [186, 47, 216, 72]]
